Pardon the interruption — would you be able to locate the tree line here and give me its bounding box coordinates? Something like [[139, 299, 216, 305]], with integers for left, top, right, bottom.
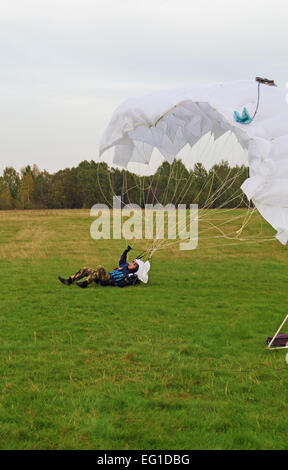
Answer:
[[0, 159, 249, 210]]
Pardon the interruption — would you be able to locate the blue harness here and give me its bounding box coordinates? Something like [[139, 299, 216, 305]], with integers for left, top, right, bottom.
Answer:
[[109, 268, 126, 286]]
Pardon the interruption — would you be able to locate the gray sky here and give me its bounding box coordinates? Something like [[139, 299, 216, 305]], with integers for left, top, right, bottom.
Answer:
[[0, 0, 287, 175]]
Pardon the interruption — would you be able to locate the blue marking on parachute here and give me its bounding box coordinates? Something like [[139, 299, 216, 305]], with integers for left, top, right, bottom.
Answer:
[[233, 107, 253, 125]]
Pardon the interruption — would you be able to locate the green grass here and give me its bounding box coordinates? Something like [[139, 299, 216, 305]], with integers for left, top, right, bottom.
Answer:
[[1, 209, 288, 450]]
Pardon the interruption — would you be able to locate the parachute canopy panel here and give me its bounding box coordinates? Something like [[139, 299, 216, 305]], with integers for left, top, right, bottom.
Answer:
[[100, 80, 288, 244]]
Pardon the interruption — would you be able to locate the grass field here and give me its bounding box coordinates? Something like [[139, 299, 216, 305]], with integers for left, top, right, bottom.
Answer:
[[1, 209, 288, 450]]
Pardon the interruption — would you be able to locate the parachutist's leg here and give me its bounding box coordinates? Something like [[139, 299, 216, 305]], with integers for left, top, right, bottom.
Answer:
[[58, 276, 72, 286], [79, 266, 111, 287], [75, 266, 111, 288], [76, 267, 100, 285], [59, 268, 88, 286], [95, 265, 111, 283], [76, 268, 100, 288], [86, 271, 98, 284], [71, 267, 90, 282], [75, 267, 98, 288], [85, 266, 110, 284]]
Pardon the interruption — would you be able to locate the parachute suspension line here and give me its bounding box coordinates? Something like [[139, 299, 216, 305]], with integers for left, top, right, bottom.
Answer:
[[194, 166, 256, 244], [150, 162, 252, 255], [149, 127, 245, 256], [140, 159, 180, 258], [101, 157, 264, 259], [194, 136, 248, 222], [193, 166, 252, 243], [144, 176, 221, 256], [134, 250, 148, 260], [174, 132, 215, 205], [105, 142, 253, 259], [153, 234, 276, 253], [251, 81, 261, 121], [96, 162, 113, 208], [141, 133, 251, 257], [152, 133, 220, 254], [121, 165, 167, 259], [235, 205, 256, 238]]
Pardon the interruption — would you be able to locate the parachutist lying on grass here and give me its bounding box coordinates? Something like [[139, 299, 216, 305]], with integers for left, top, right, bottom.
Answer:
[[58, 246, 150, 288]]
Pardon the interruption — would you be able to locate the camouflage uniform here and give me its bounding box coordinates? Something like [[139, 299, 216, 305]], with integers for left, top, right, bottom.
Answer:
[[71, 265, 111, 285]]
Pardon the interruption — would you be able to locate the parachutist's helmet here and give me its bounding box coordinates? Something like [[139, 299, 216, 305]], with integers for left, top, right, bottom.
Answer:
[[135, 259, 151, 284], [128, 261, 139, 273]]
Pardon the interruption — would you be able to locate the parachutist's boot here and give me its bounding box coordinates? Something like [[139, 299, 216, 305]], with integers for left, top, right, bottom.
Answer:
[[76, 280, 88, 288], [58, 276, 72, 286]]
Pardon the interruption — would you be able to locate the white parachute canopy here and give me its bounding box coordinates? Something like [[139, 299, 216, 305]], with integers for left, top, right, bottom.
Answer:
[[99, 80, 288, 245]]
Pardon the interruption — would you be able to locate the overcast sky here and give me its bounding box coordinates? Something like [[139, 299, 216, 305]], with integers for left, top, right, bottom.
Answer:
[[0, 0, 287, 175]]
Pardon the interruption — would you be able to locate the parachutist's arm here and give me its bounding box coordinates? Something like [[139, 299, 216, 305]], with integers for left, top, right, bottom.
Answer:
[[119, 245, 132, 266]]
